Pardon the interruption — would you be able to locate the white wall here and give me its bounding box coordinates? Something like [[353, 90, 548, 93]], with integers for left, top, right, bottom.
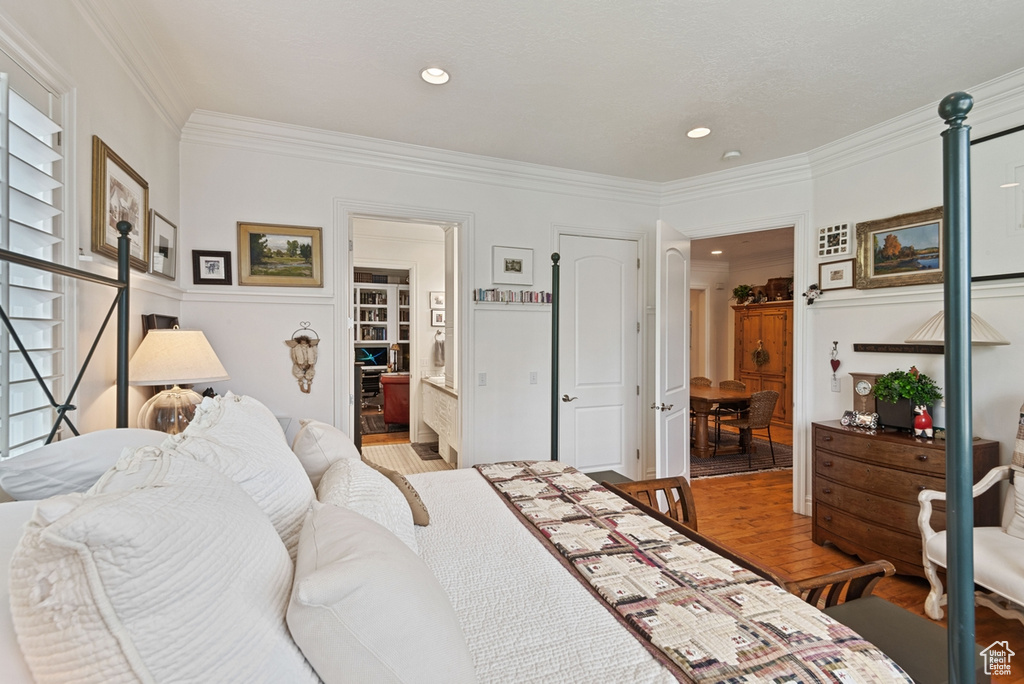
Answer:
[[0, 2, 183, 432]]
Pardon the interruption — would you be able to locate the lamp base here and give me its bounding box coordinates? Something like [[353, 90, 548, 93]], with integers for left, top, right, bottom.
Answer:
[[138, 385, 204, 434]]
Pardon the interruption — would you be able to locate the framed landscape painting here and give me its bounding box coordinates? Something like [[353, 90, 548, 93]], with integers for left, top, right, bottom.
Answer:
[[855, 206, 943, 289], [238, 222, 323, 287]]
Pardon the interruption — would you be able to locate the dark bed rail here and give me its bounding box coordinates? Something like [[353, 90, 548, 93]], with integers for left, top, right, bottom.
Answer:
[[0, 221, 132, 443]]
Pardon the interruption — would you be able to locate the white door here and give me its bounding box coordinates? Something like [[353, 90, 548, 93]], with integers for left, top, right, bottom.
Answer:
[[655, 220, 690, 478], [558, 235, 640, 479]]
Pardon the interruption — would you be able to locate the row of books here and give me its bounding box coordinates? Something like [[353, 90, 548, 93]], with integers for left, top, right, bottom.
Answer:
[[473, 288, 552, 303]]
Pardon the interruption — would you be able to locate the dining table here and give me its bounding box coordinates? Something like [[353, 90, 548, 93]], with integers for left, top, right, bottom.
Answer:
[[690, 385, 753, 459]]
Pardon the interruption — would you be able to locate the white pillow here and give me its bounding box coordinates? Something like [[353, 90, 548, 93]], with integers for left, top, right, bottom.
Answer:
[[163, 393, 313, 559], [0, 429, 166, 500], [9, 457, 318, 684], [1004, 465, 1024, 540], [287, 502, 477, 684], [317, 458, 418, 553], [291, 418, 360, 488], [0, 500, 38, 684]]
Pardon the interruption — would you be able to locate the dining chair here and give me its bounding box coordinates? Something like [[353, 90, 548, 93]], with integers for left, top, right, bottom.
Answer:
[[689, 377, 713, 438], [714, 380, 747, 442], [716, 389, 779, 466]]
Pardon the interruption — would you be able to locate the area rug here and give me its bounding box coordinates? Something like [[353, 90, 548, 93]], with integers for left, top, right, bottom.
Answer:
[[411, 442, 442, 461], [690, 433, 793, 478], [360, 413, 407, 435]]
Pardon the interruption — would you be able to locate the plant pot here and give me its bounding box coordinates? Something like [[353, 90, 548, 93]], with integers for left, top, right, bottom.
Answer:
[[876, 398, 926, 431]]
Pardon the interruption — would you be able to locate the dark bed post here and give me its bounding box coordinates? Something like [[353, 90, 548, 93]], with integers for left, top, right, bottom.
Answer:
[[115, 220, 132, 428], [551, 253, 560, 461], [939, 91, 975, 684]]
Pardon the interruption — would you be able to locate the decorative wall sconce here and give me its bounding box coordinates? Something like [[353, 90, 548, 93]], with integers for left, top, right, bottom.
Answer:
[[286, 322, 320, 393]]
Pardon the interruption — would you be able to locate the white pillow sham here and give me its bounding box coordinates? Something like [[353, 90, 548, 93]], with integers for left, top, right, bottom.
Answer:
[[317, 458, 418, 553], [287, 501, 477, 684], [9, 456, 317, 684], [291, 418, 361, 488], [163, 393, 313, 559], [0, 429, 166, 501]]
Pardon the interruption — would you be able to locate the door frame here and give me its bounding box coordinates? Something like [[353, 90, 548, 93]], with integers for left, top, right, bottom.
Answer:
[[678, 212, 809, 514], [335, 199, 475, 462], [553, 223, 648, 477]]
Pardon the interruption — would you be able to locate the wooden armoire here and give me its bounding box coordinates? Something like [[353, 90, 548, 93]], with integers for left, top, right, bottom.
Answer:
[[732, 301, 792, 426]]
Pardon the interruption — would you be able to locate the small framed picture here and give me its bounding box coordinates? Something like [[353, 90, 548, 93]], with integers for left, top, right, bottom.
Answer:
[[817, 223, 851, 257], [429, 291, 445, 310], [431, 310, 446, 327], [492, 246, 533, 286], [818, 258, 855, 291], [148, 210, 177, 280], [192, 250, 232, 285]]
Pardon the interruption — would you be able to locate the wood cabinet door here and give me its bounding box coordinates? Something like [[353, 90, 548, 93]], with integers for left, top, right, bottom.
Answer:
[[758, 309, 788, 376], [760, 375, 788, 423], [735, 310, 762, 375]]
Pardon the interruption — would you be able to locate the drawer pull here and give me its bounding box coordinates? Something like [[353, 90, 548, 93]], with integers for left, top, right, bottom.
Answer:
[[916, 454, 929, 462], [823, 435, 833, 442], [918, 485, 926, 491], [823, 487, 832, 494], [824, 515, 832, 522], [822, 460, 833, 467]]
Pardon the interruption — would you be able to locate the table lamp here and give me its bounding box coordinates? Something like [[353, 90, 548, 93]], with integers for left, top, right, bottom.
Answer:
[[129, 328, 230, 433]]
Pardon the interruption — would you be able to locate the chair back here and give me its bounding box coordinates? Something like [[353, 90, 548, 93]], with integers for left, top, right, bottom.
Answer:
[[691, 376, 712, 387], [719, 380, 746, 391], [746, 390, 780, 429]]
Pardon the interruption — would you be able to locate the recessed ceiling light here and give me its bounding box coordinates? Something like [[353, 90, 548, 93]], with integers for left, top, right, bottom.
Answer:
[[722, 150, 742, 160], [420, 67, 450, 85], [686, 127, 711, 139], [711, 250, 723, 255], [1000, 182, 1020, 188]]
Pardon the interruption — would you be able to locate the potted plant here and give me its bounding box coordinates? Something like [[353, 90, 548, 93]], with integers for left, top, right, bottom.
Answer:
[[731, 284, 753, 304], [872, 366, 943, 431]]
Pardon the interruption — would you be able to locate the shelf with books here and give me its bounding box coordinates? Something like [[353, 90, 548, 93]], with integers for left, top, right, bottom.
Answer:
[[473, 288, 552, 305]]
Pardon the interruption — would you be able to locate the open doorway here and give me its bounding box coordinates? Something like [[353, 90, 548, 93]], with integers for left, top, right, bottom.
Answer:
[[689, 227, 795, 459], [351, 217, 460, 471]]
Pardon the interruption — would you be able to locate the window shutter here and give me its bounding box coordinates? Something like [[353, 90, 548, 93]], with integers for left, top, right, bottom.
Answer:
[[1, 71, 65, 459]]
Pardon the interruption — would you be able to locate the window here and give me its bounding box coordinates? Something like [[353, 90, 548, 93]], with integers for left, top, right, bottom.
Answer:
[[0, 57, 65, 459]]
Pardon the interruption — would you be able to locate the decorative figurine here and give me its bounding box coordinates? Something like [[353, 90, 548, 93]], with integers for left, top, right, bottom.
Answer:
[[286, 322, 320, 394], [913, 404, 934, 439]]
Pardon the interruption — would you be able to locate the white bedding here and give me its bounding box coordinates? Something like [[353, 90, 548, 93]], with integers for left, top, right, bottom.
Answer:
[[408, 468, 676, 684]]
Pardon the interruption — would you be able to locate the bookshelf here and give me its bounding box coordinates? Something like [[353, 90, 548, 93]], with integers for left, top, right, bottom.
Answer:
[[353, 276, 410, 369]]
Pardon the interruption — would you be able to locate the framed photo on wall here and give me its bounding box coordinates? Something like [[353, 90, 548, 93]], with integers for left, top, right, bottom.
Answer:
[[492, 246, 533, 286], [192, 250, 232, 285], [429, 291, 445, 309], [431, 310, 446, 327], [855, 206, 943, 289], [91, 136, 149, 271], [818, 258, 855, 291], [238, 222, 323, 287], [148, 210, 177, 280]]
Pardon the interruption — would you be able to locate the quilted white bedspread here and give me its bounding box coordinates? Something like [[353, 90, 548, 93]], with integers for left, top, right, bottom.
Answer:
[[408, 468, 677, 683]]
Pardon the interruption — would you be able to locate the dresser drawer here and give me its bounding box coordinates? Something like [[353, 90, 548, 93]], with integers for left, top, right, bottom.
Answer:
[[814, 502, 923, 569], [815, 426, 944, 476], [815, 476, 946, 533], [815, 450, 945, 505]]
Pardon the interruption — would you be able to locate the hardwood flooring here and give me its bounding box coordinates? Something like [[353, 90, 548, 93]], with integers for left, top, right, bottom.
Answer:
[[692, 470, 1024, 682]]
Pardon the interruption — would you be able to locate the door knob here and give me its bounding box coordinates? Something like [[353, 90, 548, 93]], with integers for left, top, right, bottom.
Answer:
[[561, 394, 578, 402], [650, 403, 660, 410], [660, 403, 674, 411]]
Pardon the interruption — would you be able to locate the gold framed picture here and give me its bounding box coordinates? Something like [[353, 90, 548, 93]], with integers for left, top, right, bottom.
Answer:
[[238, 222, 323, 287], [855, 206, 943, 289], [91, 136, 149, 271]]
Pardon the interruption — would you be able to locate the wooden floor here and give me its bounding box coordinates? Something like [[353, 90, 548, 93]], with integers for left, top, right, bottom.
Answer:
[[692, 469, 1024, 682]]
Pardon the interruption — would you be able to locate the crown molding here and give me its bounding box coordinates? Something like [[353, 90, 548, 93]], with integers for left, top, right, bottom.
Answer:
[[71, 0, 192, 134], [181, 110, 663, 206], [660, 154, 812, 205]]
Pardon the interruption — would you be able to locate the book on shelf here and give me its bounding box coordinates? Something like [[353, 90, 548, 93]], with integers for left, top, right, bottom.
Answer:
[[473, 288, 552, 304]]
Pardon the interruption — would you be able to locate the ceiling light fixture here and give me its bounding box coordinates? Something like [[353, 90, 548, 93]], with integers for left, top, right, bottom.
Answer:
[[420, 67, 450, 85], [722, 150, 742, 160], [686, 127, 711, 139], [1000, 182, 1020, 188]]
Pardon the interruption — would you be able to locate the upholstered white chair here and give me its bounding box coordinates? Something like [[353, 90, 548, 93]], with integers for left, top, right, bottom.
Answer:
[[918, 464, 1024, 626]]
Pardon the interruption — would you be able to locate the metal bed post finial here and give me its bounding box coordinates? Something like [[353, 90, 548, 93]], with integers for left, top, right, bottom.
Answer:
[[116, 220, 132, 428], [939, 90, 975, 684], [551, 252, 560, 462]]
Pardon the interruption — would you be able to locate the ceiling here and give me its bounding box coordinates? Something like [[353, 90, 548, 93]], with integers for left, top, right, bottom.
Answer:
[[104, 0, 1024, 182], [692, 227, 793, 268]]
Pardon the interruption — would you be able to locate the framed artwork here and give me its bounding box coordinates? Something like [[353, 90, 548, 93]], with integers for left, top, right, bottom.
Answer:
[[817, 223, 851, 257], [818, 258, 855, 291], [192, 250, 232, 285], [855, 206, 943, 289], [492, 246, 533, 286], [429, 291, 445, 309], [238, 222, 323, 287], [148, 210, 177, 280], [91, 136, 149, 271], [431, 310, 446, 327]]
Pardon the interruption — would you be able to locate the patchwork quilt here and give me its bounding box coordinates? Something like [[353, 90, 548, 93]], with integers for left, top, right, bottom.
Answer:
[[477, 461, 911, 683]]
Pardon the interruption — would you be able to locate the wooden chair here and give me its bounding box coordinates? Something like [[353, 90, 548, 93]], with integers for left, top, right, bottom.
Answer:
[[714, 379, 747, 442], [607, 477, 698, 531], [715, 389, 779, 465]]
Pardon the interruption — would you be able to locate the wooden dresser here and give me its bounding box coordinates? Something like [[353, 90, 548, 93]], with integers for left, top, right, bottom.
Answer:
[[733, 302, 792, 425], [811, 421, 999, 577]]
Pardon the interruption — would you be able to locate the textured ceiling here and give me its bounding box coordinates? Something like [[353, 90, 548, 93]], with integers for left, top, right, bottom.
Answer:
[[110, 0, 1024, 181]]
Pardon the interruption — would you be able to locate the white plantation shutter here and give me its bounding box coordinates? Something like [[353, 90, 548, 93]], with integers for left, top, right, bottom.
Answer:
[[1, 69, 65, 459]]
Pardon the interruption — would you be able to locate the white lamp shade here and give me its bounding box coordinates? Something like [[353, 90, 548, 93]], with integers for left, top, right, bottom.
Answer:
[[129, 329, 230, 385], [904, 310, 1010, 346]]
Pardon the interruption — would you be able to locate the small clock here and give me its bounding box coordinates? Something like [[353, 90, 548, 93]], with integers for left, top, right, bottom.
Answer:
[[849, 372, 881, 414]]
